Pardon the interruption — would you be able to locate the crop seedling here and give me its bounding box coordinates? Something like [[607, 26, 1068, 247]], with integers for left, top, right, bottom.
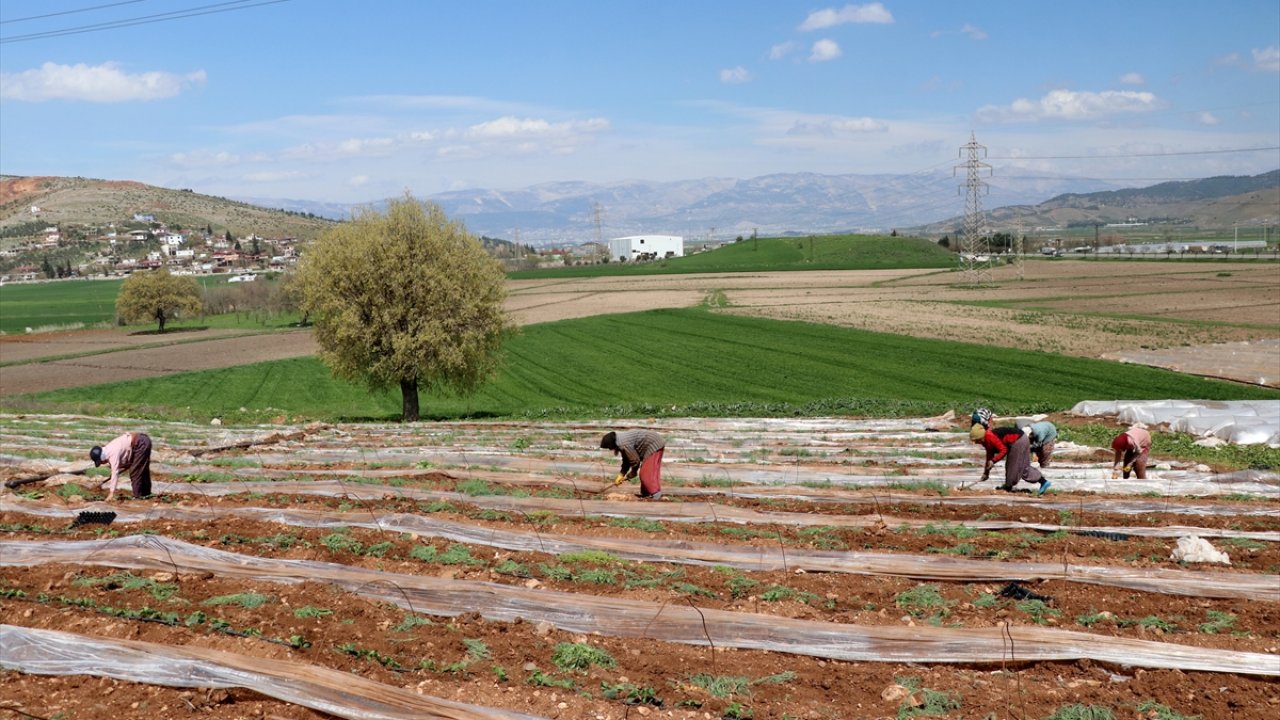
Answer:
[[493, 559, 531, 577], [439, 543, 485, 566], [72, 571, 180, 601], [551, 642, 616, 672], [723, 702, 753, 719], [1075, 611, 1108, 627]]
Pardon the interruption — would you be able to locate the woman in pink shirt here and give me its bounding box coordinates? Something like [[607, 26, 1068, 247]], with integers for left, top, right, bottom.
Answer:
[[90, 431, 153, 501], [1111, 426, 1152, 479]]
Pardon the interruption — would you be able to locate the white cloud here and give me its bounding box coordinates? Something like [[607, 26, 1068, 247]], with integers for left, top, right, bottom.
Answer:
[[465, 116, 608, 140], [799, 3, 893, 31], [1253, 46, 1280, 72], [1119, 72, 1145, 85], [769, 42, 795, 60], [977, 89, 1165, 123], [787, 117, 888, 136], [720, 66, 752, 84], [348, 175, 370, 187], [1216, 52, 1242, 67], [960, 24, 987, 41], [1194, 111, 1220, 126], [0, 62, 204, 102], [809, 39, 843, 63]]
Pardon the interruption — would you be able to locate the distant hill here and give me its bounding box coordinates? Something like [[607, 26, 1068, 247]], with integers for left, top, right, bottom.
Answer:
[[911, 170, 1280, 236], [0, 176, 337, 241]]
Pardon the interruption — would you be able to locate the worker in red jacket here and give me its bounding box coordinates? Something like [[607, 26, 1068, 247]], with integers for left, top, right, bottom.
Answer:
[[970, 424, 1050, 495]]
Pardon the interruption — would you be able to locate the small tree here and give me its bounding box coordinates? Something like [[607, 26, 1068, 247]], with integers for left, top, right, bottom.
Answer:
[[115, 268, 203, 332], [298, 194, 513, 422]]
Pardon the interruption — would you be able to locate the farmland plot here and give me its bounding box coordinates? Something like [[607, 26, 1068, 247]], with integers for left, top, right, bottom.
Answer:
[[2, 413, 1278, 720]]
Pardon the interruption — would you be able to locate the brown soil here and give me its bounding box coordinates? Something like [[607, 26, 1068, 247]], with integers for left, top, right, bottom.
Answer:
[[3, 414, 1278, 720]]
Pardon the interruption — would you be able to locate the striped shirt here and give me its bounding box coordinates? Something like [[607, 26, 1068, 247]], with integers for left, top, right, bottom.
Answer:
[[615, 429, 665, 476]]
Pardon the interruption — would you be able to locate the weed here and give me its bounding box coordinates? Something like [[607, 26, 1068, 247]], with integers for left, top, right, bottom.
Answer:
[[1043, 705, 1114, 720], [455, 479, 495, 496], [55, 483, 90, 499], [527, 670, 574, 688], [72, 571, 179, 601], [918, 522, 977, 539], [203, 592, 272, 609], [1120, 615, 1178, 632], [551, 642, 616, 672], [463, 638, 491, 660], [671, 582, 716, 598], [1016, 600, 1060, 625], [575, 568, 619, 585], [972, 592, 999, 609], [560, 550, 622, 565], [537, 563, 573, 581], [687, 673, 750, 699], [1198, 610, 1236, 634], [1221, 537, 1265, 550], [418, 501, 457, 513], [319, 531, 363, 555], [1135, 700, 1201, 720], [601, 681, 662, 707], [493, 559, 532, 577], [727, 575, 759, 599], [894, 584, 953, 617], [1075, 611, 1109, 627], [293, 606, 333, 619], [409, 544, 438, 562], [390, 615, 433, 633], [608, 516, 666, 533], [723, 702, 754, 719], [439, 544, 485, 566]]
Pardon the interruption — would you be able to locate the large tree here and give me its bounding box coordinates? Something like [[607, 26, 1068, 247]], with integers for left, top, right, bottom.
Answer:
[[297, 195, 513, 422], [115, 268, 203, 333]]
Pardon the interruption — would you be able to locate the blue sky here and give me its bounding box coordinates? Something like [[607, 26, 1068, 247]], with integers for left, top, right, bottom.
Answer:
[[1, 1, 1277, 204]]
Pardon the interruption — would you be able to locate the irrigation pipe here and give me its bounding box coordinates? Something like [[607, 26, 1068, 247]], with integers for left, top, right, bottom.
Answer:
[[4, 498, 1275, 601], [3, 536, 1277, 676], [0, 624, 545, 720]]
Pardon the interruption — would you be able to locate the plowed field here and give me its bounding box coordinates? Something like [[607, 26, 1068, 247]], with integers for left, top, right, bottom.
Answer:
[[3, 414, 1277, 720]]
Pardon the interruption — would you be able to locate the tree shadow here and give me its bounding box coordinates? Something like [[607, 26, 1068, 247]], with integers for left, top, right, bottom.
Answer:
[[127, 326, 211, 336]]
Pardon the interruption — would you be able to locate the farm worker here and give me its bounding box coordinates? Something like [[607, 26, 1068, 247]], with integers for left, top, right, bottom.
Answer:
[[89, 431, 153, 501], [600, 430, 666, 500], [971, 407, 994, 429], [1023, 421, 1058, 467], [970, 424, 1051, 495], [1111, 425, 1152, 479]]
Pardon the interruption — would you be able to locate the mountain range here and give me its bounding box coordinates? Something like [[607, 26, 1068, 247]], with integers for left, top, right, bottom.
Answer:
[[240, 171, 1129, 245]]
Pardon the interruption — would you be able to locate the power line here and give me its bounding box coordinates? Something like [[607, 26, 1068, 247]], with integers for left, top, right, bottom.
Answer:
[[0, 0, 148, 25], [0, 0, 289, 43], [988, 146, 1279, 160]]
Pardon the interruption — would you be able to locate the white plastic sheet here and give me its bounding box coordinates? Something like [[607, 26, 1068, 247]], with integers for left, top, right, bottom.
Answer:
[[3, 536, 1278, 675], [0, 625, 544, 720], [1071, 399, 1280, 447]]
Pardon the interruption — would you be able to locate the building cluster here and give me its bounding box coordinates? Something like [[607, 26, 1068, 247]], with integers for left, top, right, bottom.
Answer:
[[0, 217, 300, 282]]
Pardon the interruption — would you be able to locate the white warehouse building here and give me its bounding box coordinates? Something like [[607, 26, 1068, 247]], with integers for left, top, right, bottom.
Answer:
[[608, 235, 684, 262]]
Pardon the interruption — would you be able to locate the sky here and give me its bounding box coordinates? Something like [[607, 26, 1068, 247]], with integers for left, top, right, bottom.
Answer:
[[1, 1, 1278, 204]]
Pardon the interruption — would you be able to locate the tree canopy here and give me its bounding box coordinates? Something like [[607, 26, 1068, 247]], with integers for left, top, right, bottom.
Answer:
[[297, 195, 513, 421], [115, 267, 203, 332]]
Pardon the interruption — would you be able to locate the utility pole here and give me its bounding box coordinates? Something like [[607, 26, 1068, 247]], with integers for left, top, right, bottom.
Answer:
[[1014, 223, 1024, 281], [592, 202, 604, 261], [954, 132, 993, 286]]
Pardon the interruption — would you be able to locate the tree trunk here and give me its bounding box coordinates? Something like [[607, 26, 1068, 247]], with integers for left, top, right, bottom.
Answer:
[[156, 308, 167, 333], [400, 379, 420, 422]]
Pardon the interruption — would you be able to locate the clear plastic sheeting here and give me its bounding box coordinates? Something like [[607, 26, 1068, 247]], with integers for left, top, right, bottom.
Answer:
[[1071, 400, 1280, 447], [4, 536, 1278, 676], [4, 498, 1276, 600], [0, 625, 545, 720]]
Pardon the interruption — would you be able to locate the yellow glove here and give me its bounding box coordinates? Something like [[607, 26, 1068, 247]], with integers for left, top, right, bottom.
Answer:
[[1123, 465, 1133, 473], [613, 473, 626, 486], [1111, 469, 1121, 480]]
